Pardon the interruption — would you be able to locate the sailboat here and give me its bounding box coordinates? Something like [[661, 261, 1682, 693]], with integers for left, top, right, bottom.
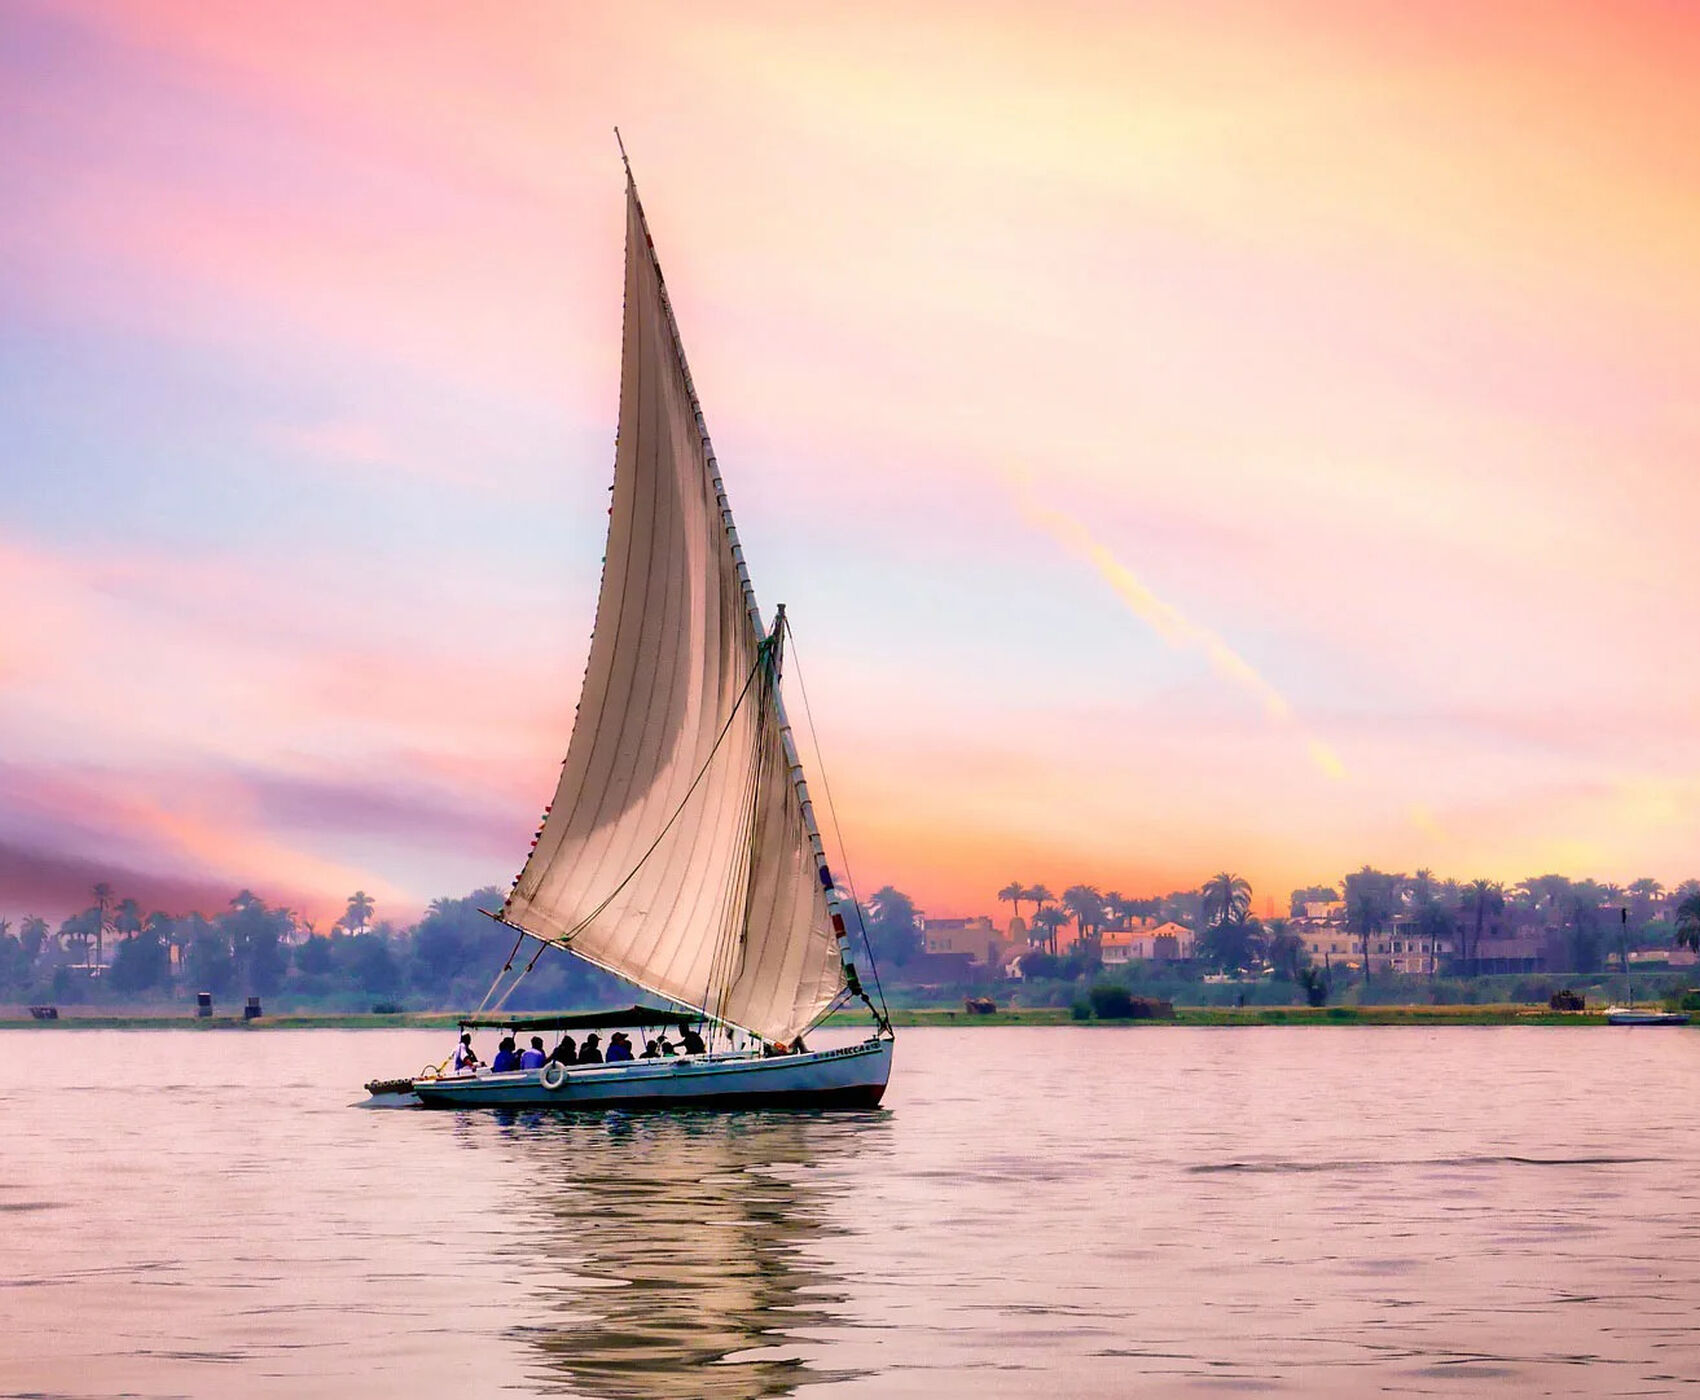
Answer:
[[363, 149, 893, 1110]]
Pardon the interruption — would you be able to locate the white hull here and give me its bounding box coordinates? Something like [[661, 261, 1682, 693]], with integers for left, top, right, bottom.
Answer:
[[1604, 1008, 1690, 1026], [402, 1038, 892, 1111]]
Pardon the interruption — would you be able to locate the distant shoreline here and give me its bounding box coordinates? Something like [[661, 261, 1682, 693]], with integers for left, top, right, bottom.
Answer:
[[0, 1005, 1662, 1030]]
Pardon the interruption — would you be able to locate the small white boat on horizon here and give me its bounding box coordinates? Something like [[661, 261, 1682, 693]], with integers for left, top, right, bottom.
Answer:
[[1604, 1006, 1691, 1026]]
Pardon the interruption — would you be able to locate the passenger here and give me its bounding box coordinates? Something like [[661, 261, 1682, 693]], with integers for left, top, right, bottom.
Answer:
[[657, 1034, 676, 1056], [678, 1026, 706, 1055], [606, 1032, 634, 1063], [577, 1033, 604, 1064], [452, 1032, 481, 1074], [791, 1035, 807, 1055], [490, 1035, 521, 1073], [640, 1039, 661, 1059], [520, 1035, 546, 1070], [547, 1035, 577, 1066]]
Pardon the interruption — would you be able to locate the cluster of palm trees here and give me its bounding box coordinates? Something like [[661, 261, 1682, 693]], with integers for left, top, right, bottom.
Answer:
[[3, 883, 383, 983], [996, 882, 1165, 955], [991, 868, 1700, 981]]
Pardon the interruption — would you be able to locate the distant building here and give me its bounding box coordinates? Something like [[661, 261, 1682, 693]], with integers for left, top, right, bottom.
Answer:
[[1299, 916, 1451, 974], [920, 915, 1014, 970], [1101, 920, 1194, 966]]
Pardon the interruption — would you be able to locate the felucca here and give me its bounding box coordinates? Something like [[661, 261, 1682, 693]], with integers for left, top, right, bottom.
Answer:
[[364, 149, 893, 1110]]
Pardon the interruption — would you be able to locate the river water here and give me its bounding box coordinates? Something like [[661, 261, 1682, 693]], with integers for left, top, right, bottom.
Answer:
[[3, 1025, 1698, 1398]]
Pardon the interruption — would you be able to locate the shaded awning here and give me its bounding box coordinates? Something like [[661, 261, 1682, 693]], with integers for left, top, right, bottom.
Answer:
[[458, 1004, 702, 1033]]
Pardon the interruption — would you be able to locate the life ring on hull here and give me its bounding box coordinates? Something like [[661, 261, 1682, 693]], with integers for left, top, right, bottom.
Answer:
[[540, 1061, 570, 1091]]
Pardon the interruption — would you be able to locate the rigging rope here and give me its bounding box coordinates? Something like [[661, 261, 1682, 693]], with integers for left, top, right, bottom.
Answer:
[[782, 616, 892, 1030], [478, 650, 769, 1015], [547, 653, 764, 947], [695, 631, 776, 1049]]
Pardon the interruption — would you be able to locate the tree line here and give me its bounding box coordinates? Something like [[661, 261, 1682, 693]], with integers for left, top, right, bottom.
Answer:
[[0, 885, 632, 1010], [8, 867, 1699, 1009], [858, 871, 1700, 981]]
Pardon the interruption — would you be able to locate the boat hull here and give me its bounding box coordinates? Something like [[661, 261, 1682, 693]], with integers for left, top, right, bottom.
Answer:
[[406, 1037, 893, 1111], [1605, 1009, 1690, 1026]]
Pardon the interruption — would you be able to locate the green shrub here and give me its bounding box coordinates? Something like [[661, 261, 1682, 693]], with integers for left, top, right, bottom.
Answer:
[[1089, 984, 1137, 1019], [1070, 998, 1092, 1021]]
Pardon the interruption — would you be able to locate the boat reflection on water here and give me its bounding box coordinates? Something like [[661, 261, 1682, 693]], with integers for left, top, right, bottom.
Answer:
[[478, 1108, 886, 1399]]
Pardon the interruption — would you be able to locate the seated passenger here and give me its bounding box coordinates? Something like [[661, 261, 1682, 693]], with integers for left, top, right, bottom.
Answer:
[[452, 1032, 481, 1074], [605, 1032, 634, 1063], [640, 1039, 661, 1059], [519, 1036, 546, 1070], [490, 1035, 521, 1072], [577, 1033, 604, 1064], [678, 1026, 706, 1055], [547, 1035, 577, 1066], [657, 1034, 676, 1056], [790, 1035, 807, 1055]]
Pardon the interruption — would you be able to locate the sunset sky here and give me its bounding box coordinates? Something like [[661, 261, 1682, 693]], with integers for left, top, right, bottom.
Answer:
[[4, 0, 1699, 925]]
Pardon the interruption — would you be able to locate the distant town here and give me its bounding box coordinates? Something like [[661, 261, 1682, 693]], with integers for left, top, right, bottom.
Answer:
[[4, 867, 1699, 1015], [838, 870, 1700, 1010]]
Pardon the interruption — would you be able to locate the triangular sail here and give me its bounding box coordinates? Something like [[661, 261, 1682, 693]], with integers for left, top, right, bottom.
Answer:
[[502, 180, 845, 1045]]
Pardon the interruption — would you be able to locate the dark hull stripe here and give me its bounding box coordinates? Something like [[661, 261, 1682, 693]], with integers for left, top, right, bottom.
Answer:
[[414, 1081, 888, 1112]]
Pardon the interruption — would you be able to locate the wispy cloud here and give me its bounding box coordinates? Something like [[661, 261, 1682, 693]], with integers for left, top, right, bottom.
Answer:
[[1012, 475, 1347, 782]]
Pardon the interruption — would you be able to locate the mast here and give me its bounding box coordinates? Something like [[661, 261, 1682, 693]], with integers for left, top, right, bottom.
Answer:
[[618, 138, 875, 1023]]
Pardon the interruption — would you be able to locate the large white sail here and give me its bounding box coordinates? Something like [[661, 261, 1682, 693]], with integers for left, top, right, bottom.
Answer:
[[502, 181, 846, 1045]]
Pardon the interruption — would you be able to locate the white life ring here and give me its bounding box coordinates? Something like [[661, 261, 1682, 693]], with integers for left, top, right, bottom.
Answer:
[[540, 1060, 570, 1091]]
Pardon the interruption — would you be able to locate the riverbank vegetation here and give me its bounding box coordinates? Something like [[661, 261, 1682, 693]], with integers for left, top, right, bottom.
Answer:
[[4, 867, 1698, 1020]]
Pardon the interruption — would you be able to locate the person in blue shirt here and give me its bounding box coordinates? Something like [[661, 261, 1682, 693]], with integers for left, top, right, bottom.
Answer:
[[605, 1032, 635, 1062], [519, 1036, 546, 1070], [490, 1036, 521, 1072]]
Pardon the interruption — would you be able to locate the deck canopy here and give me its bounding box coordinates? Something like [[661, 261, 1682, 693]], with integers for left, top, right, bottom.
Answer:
[[459, 1004, 702, 1033]]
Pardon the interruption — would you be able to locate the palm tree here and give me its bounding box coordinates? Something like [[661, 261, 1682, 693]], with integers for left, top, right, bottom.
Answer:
[[997, 881, 1029, 928], [59, 911, 93, 965], [1264, 918, 1307, 981], [1062, 885, 1105, 957], [19, 916, 48, 960], [91, 881, 113, 968], [1024, 885, 1056, 942], [1201, 873, 1252, 929], [1029, 905, 1068, 955], [1101, 890, 1131, 931], [1516, 874, 1571, 919], [1626, 878, 1664, 927], [1460, 879, 1505, 974], [343, 890, 375, 935], [1412, 868, 1436, 907], [114, 897, 143, 944], [1675, 892, 1700, 953]]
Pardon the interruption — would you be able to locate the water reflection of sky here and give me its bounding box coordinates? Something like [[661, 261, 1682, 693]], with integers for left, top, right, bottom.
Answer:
[[472, 1111, 889, 1399]]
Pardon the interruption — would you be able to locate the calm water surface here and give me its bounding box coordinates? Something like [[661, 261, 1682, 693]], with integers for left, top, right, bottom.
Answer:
[[3, 1026, 1698, 1398]]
